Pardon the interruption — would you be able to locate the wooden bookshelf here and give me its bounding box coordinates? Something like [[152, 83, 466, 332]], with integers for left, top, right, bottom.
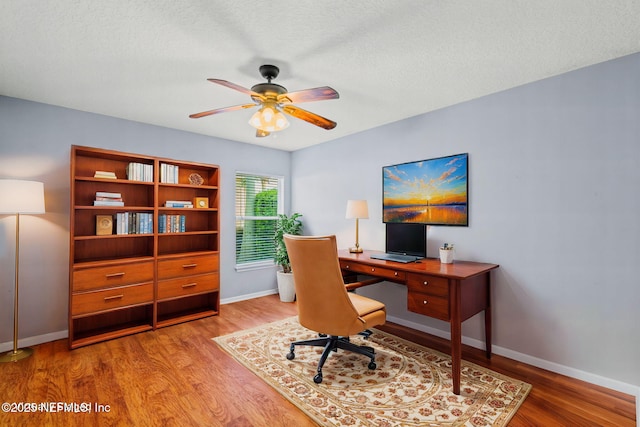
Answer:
[[69, 146, 220, 348]]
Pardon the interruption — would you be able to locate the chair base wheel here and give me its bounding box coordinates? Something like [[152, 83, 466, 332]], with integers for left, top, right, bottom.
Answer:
[[368, 361, 377, 370], [314, 374, 323, 384], [286, 352, 295, 360]]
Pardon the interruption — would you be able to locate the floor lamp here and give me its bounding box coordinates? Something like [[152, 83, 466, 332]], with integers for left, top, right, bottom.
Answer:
[[0, 180, 45, 363], [346, 200, 368, 253]]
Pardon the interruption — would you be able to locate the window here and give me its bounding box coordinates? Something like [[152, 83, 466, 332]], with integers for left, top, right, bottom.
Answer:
[[235, 172, 283, 270]]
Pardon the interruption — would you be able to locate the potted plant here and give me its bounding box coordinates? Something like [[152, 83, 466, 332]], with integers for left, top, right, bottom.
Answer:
[[274, 212, 303, 302]]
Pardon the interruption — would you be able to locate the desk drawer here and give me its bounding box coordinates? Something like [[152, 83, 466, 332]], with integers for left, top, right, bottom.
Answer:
[[407, 292, 449, 321], [72, 283, 153, 316], [158, 254, 218, 279], [73, 261, 154, 292], [406, 273, 449, 297], [339, 261, 405, 281], [158, 273, 219, 301]]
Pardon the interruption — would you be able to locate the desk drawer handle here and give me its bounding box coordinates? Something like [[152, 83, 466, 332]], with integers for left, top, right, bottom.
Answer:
[[394, 272, 398, 276], [423, 300, 428, 305], [182, 263, 197, 269], [104, 294, 124, 301], [423, 281, 429, 286], [345, 265, 350, 269], [105, 272, 125, 278], [182, 283, 197, 289], [371, 268, 375, 272]]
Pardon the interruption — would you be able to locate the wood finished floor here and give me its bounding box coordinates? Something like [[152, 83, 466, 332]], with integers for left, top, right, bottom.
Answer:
[[0, 294, 635, 426]]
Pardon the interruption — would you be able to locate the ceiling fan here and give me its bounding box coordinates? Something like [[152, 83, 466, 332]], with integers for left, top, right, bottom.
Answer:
[[189, 65, 339, 137]]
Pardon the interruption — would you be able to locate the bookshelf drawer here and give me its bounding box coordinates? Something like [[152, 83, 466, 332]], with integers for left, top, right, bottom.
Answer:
[[406, 273, 449, 297], [73, 261, 154, 291], [157, 254, 219, 279], [158, 273, 219, 301], [339, 261, 405, 281], [72, 283, 153, 316], [407, 292, 449, 321]]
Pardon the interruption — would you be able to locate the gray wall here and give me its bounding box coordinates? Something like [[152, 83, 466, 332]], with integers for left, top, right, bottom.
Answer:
[[0, 97, 290, 346], [292, 53, 640, 394]]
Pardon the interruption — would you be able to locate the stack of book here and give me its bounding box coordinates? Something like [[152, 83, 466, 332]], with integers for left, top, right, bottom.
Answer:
[[127, 162, 153, 182], [158, 214, 186, 233], [93, 191, 124, 207], [94, 170, 117, 179], [115, 212, 153, 235], [164, 200, 193, 208], [160, 163, 179, 184]]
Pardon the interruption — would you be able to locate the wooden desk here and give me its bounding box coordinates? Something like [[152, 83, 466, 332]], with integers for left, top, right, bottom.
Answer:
[[338, 250, 499, 395]]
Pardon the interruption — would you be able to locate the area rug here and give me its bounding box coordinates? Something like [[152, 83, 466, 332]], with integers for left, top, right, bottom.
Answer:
[[213, 317, 531, 426]]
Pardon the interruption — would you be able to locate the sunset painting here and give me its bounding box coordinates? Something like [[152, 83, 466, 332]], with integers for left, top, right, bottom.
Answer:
[[383, 153, 468, 225]]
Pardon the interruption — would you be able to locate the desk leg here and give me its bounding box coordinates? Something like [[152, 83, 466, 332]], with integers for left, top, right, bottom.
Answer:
[[450, 280, 461, 395], [485, 273, 492, 359]]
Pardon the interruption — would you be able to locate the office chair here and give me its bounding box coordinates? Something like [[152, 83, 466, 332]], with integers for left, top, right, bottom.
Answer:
[[283, 234, 387, 384]]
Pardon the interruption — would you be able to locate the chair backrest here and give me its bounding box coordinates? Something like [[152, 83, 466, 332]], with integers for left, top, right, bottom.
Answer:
[[284, 234, 365, 336]]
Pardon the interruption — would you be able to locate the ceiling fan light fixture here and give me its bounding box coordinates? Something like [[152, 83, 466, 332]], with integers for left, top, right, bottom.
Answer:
[[248, 104, 290, 132]]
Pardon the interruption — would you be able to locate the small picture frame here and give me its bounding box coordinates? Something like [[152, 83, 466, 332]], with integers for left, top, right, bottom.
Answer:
[[96, 215, 113, 235], [194, 197, 209, 209]]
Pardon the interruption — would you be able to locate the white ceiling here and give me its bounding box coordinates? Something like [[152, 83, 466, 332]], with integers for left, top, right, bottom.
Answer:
[[2, 1, 640, 152]]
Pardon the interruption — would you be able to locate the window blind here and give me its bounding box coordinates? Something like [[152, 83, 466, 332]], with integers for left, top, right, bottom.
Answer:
[[235, 172, 282, 267]]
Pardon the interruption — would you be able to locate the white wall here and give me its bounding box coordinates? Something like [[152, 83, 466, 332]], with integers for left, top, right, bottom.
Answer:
[[0, 97, 290, 346], [292, 53, 640, 394]]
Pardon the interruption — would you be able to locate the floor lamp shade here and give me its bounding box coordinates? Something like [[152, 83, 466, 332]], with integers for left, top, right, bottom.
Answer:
[[0, 180, 45, 214], [0, 179, 45, 362]]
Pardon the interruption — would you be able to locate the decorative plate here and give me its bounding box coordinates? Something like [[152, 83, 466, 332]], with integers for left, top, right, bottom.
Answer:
[[189, 173, 204, 185]]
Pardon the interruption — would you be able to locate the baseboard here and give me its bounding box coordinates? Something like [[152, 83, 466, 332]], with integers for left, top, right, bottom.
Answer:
[[221, 288, 278, 305], [386, 315, 640, 400], [0, 330, 68, 353]]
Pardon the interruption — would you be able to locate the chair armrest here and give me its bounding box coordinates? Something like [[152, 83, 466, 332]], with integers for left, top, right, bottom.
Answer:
[[345, 278, 383, 291]]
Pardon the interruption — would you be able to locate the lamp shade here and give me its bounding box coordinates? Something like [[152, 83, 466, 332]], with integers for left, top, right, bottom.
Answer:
[[0, 180, 45, 214], [345, 200, 369, 219]]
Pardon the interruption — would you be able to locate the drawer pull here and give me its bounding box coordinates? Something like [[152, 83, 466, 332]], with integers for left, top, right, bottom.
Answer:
[[394, 272, 398, 276], [371, 268, 376, 272], [182, 283, 197, 289], [423, 281, 429, 286], [105, 272, 125, 278], [104, 294, 124, 301], [182, 263, 197, 269], [423, 300, 428, 304], [345, 265, 350, 269]]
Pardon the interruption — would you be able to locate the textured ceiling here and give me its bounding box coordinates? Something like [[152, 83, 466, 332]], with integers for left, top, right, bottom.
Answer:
[[2, 1, 640, 151]]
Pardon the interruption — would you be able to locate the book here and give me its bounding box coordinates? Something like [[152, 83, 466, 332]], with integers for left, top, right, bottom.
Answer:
[[164, 200, 193, 208], [93, 200, 125, 206], [94, 171, 117, 179], [96, 191, 122, 198]]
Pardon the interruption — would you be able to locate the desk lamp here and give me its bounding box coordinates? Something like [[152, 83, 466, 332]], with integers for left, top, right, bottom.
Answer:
[[345, 200, 368, 253], [0, 180, 45, 362]]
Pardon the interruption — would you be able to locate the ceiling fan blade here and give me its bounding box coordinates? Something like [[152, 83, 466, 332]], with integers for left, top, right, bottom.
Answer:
[[278, 86, 339, 104], [189, 103, 256, 119], [256, 129, 270, 137], [207, 79, 265, 100], [282, 105, 337, 130]]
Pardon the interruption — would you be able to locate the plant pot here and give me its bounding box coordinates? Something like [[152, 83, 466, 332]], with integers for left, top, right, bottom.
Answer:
[[439, 249, 454, 264], [276, 270, 296, 302]]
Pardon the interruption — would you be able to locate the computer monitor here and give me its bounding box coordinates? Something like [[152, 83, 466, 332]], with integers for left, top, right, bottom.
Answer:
[[385, 223, 426, 258]]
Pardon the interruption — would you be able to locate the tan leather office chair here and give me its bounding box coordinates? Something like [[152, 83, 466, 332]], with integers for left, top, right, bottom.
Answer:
[[283, 234, 386, 384]]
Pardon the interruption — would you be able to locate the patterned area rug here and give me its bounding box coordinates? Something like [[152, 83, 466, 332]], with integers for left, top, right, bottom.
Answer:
[[213, 317, 531, 426]]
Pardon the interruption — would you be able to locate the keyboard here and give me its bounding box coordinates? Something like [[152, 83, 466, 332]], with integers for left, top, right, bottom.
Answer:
[[370, 253, 419, 263]]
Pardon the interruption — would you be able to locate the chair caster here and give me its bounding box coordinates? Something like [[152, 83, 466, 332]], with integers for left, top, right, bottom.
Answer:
[[368, 361, 377, 370], [314, 373, 323, 384], [286, 352, 295, 360]]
